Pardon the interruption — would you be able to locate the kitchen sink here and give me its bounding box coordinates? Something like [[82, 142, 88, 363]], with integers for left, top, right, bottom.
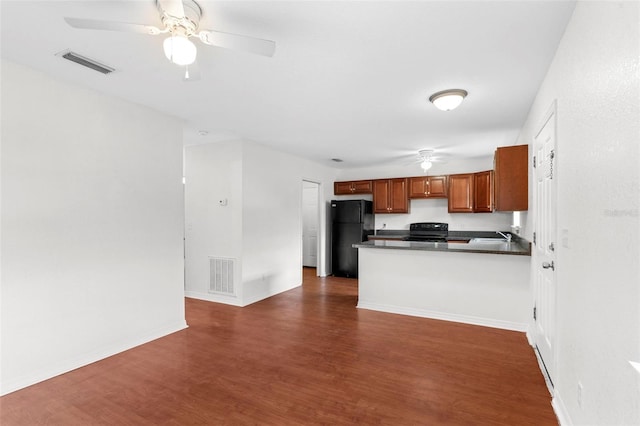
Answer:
[[470, 238, 509, 244]]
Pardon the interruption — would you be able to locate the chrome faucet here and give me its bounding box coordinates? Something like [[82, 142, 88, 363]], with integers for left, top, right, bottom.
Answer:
[[496, 231, 512, 242]]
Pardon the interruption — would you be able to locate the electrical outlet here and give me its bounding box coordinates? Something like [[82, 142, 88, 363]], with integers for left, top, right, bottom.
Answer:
[[577, 381, 583, 408]]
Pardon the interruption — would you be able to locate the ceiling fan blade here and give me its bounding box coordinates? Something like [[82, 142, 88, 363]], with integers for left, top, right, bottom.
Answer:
[[198, 30, 276, 57], [157, 0, 185, 18], [64, 17, 162, 35]]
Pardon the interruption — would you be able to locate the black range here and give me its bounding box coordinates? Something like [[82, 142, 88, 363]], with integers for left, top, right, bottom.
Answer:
[[403, 222, 448, 242]]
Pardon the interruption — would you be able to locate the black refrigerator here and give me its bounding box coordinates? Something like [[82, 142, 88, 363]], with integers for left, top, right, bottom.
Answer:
[[331, 200, 373, 278]]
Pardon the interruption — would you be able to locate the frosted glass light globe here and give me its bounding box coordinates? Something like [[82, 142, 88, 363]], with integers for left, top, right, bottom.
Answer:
[[429, 89, 468, 111], [163, 35, 197, 65]]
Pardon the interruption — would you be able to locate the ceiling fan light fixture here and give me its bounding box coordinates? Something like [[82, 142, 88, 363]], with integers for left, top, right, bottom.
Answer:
[[429, 89, 468, 111], [418, 149, 435, 172], [420, 159, 433, 171], [163, 34, 197, 65]]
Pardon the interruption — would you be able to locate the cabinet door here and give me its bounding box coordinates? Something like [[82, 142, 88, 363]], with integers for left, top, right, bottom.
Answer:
[[474, 170, 493, 212], [373, 179, 408, 213], [409, 177, 428, 199], [334, 181, 354, 195], [494, 145, 528, 211], [409, 176, 448, 198], [389, 178, 409, 213], [372, 180, 391, 213], [448, 174, 474, 213], [427, 176, 448, 198], [351, 180, 373, 194]]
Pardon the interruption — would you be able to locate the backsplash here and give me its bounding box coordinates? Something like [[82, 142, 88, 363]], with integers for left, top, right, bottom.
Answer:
[[373, 198, 512, 231], [331, 194, 514, 232]]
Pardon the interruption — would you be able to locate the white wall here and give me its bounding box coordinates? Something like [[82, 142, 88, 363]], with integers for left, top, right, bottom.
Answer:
[[241, 142, 313, 305], [337, 157, 496, 180], [0, 61, 187, 395], [335, 157, 513, 231], [358, 248, 531, 331], [183, 141, 244, 305], [184, 139, 337, 307], [514, 2, 640, 424]]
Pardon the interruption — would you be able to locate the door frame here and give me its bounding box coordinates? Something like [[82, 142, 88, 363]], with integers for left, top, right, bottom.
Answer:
[[301, 179, 322, 277], [532, 99, 559, 390]]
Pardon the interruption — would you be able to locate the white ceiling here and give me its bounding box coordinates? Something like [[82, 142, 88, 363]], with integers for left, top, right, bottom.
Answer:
[[1, 0, 576, 169]]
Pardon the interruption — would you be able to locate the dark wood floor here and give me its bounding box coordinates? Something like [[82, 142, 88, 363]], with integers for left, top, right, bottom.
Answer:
[[1, 268, 556, 425]]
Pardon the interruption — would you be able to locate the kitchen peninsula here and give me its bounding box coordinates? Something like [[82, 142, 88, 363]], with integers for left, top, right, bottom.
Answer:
[[353, 235, 531, 331]]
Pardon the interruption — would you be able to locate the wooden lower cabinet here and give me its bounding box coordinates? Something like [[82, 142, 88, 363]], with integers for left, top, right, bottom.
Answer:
[[409, 176, 448, 198], [373, 178, 409, 213], [448, 174, 474, 213]]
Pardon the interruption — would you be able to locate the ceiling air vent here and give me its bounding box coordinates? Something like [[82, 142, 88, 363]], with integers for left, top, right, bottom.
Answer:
[[56, 50, 115, 75]]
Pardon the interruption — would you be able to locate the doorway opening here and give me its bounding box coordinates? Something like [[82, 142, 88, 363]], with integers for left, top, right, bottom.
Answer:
[[302, 180, 320, 277]]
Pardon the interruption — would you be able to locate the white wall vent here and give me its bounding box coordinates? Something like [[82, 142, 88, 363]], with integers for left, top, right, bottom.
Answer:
[[55, 50, 116, 75], [209, 257, 236, 296]]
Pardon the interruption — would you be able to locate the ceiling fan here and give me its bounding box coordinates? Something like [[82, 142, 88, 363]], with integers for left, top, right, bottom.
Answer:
[[64, 0, 276, 78], [416, 149, 447, 172]]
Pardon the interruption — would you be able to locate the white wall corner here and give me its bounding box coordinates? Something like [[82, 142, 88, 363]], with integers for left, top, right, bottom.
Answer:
[[552, 392, 573, 426]]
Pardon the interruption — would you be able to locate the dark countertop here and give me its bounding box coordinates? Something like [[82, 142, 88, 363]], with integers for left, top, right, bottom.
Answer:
[[357, 231, 531, 256]]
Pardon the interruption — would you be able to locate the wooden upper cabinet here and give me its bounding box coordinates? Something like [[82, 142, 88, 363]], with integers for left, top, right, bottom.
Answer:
[[373, 180, 390, 212], [494, 145, 528, 211], [373, 178, 409, 214], [334, 181, 354, 195], [427, 176, 448, 198], [409, 175, 448, 199], [474, 170, 493, 213], [448, 171, 495, 213], [390, 179, 409, 212], [448, 174, 474, 213], [334, 180, 373, 195]]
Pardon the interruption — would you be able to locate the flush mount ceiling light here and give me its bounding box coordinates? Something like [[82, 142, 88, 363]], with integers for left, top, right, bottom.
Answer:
[[429, 89, 468, 111]]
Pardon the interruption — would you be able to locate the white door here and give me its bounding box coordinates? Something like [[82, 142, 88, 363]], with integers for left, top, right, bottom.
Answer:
[[533, 101, 558, 386], [302, 182, 319, 268]]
